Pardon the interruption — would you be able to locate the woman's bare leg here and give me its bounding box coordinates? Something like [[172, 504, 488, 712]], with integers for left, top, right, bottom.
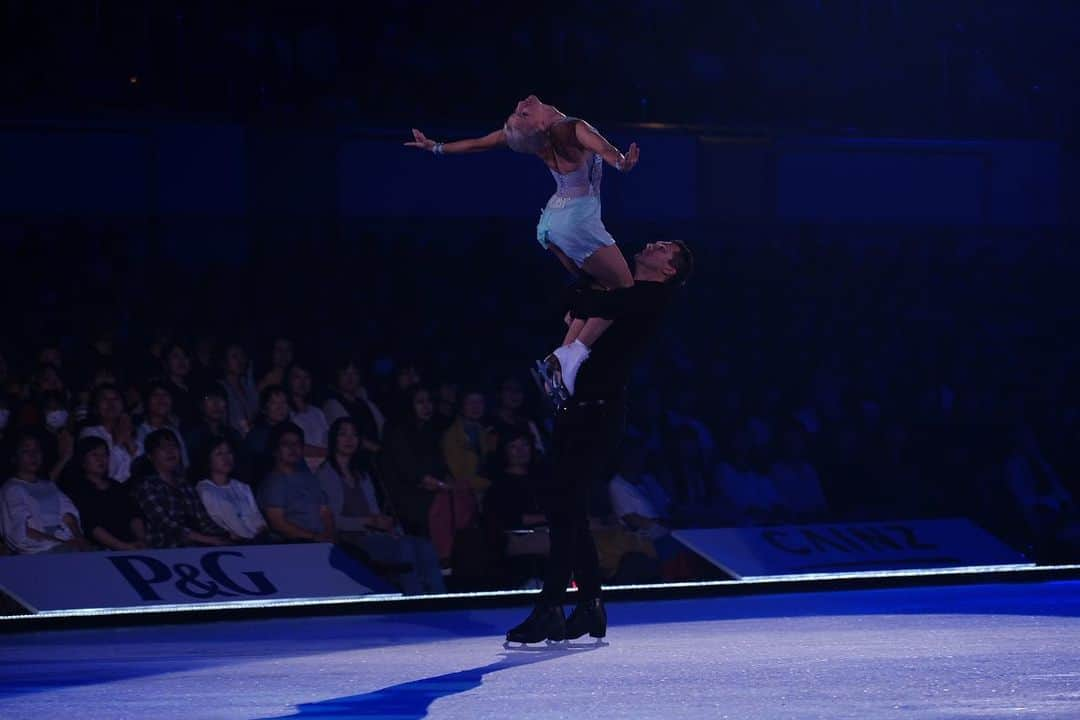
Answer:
[[564, 245, 632, 347], [581, 245, 633, 290]]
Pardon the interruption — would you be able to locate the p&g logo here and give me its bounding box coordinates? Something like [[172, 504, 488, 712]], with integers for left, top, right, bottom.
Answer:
[[107, 550, 278, 601]]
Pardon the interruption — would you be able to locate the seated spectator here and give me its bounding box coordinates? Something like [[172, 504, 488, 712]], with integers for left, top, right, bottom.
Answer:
[[38, 390, 75, 482], [65, 436, 147, 550], [161, 342, 199, 429], [441, 387, 496, 498], [78, 383, 141, 483], [609, 442, 672, 531], [219, 342, 258, 435], [608, 443, 700, 581], [14, 362, 68, 428], [668, 425, 715, 525], [190, 334, 219, 392], [1004, 422, 1080, 559], [317, 418, 444, 594], [133, 429, 230, 548], [322, 357, 384, 458], [134, 380, 190, 474], [71, 365, 120, 426], [0, 393, 9, 450], [286, 362, 329, 470], [490, 376, 547, 456], [715, 429, 785, 526], [243, 385, 292, 485], [195, 437, 269, 543], [769, 422, 829, 523], [380, 386, 465, 562], [185, 383, 247, 483], [431, 378, 459, 434], [256, 337, 294, 393], [484, 430, 549, 588], [1, 431, 90, 553], [258, 422, 335, 542]]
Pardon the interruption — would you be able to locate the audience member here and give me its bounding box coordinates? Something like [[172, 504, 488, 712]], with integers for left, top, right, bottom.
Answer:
[[190, 335, 219, 391], [185, 383, 247, 483], [220, 342, 259, 435], [256, 337, 294, 393], [490, 376, 546, 456], [380, 386, 460, 559], [161, 342, 199, 429], [484, 430, 549, 587], [195, 437, 269, 542], [65, 436, 147, 550], [431, 378, 459, 434], [317, 417, 444, 594], [1, 432, 89, 553], [38, 390, 75, 482], [441, 387, 496, 500], [134, 380, 190, 473], [258, 422, 335, 542], [715, 428, 784, 526], [243, 385, 292, 485], [769, 422, 829, 523], [322, 357, 383, 456], [286, 362, 329, 470], [133, 429, 230, 548], [1003, 422, 1080, 559], [78, 383, 141, 483]]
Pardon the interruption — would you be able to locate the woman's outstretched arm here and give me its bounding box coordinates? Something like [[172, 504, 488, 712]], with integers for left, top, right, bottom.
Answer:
[[404, 128, 506, 154], [573, 120, 639, 172]]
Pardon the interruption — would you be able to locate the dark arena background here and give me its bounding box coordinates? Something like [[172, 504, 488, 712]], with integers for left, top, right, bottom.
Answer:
[[2, 2, 1080, 718]]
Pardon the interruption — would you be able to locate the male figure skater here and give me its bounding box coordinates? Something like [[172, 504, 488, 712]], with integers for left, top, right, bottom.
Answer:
[[507, 239, 694, 644]]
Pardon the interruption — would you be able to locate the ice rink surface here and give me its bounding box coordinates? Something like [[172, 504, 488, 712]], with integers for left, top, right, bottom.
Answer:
[[1, 580, 1078, 719]]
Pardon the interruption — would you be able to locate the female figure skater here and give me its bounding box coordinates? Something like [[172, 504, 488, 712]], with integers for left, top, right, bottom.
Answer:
[[405, 95, 640, 401]]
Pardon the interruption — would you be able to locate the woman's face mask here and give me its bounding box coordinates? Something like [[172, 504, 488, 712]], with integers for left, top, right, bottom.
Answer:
[[45, 409, 70, 431]]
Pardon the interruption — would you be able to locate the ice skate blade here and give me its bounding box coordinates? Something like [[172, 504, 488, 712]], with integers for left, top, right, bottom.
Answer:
[[503, 639, 606, 652]]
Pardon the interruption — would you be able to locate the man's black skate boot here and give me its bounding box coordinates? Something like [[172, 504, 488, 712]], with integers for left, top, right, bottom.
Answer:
[[506, 603, 566, 644], [565, 597, 607, 639]]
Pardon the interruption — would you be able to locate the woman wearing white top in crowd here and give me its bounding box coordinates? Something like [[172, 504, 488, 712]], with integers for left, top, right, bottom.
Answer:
[[78, 383, 141, 483], [1, 431, 90, 554], [196, 437, 268, 542]]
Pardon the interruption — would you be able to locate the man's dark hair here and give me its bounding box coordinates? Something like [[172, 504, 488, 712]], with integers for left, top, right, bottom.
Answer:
[[199, 382, 227, 403], [269, 421, 305, 453], [142, 378, 174, 404], [144, 428, 179, 455], [259, 384, 287, 410], [669, 240, 694, 287]]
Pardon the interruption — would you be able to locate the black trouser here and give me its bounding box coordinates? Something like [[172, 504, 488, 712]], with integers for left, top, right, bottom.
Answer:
[[538, 397, 624, 606]]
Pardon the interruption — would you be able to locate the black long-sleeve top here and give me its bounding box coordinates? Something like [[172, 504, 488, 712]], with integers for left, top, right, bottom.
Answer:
[[378, 419, 448, 536], [567, 281, 676, 401]]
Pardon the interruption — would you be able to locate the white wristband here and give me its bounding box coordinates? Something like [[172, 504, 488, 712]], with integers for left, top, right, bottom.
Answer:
[[432, 142, 445, 155], [615, 153, 625, 171]]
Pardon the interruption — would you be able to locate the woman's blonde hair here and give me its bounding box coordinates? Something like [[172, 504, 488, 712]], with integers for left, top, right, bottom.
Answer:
[[504, 123, 549, 154]]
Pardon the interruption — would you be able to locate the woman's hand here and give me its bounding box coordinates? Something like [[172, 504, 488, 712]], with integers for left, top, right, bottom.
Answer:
[[616, 142, 640, 172], [405, 129, 436, 151]]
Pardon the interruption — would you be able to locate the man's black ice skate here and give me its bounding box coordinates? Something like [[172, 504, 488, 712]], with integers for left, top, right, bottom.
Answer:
[[505, 603, 566, 645], [565, 597, 607, 639]]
